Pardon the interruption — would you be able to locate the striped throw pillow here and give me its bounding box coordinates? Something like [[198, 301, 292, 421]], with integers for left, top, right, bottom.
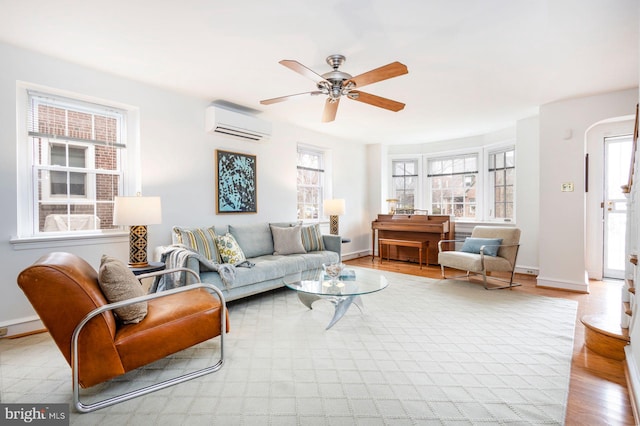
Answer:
[[172, 226, 220, 263], [301, 223, 325, 252]]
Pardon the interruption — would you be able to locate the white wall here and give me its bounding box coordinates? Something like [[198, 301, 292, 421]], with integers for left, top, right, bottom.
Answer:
[[515, 116, 540, 273], [0, 42, 369, 336], [538, 88, 638, 292]]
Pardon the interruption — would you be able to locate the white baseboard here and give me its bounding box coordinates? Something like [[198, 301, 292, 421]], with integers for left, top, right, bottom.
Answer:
[[0, 316, 44, 338], [536, 275, 590, 292], [515, 265, 539, 275], [341, 250, 372, 261]]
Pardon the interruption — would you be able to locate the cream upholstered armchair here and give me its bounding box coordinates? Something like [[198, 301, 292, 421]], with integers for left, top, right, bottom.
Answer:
[[438, 226, 521, 289]]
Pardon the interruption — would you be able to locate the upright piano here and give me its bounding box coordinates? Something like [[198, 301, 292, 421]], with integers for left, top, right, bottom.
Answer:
[[371, 214, 455, 265]]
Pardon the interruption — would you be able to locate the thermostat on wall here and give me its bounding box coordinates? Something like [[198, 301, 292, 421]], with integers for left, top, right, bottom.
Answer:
[[561, 182, 574, 192]]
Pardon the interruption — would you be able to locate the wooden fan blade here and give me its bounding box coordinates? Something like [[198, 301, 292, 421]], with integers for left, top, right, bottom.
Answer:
[[279, 60, 327, 84], [349, 91, 405, 112], [260, 91, 323, 105], [322, 98, 340, 122], [349, 61, 408, 88]]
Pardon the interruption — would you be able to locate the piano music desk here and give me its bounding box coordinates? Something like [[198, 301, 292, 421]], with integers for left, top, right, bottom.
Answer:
[[377, 238, 429, 269]]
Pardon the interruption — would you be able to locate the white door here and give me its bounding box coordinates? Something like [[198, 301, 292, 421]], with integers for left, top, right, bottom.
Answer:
[[603, 135, 632, 279]]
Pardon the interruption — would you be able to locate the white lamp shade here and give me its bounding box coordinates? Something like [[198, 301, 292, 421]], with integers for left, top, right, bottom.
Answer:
[[113, 196, 162, 225], [323, 199, 345, 216]]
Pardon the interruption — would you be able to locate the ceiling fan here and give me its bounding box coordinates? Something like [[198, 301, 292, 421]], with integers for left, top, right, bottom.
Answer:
[[260, 54, 408, 122]]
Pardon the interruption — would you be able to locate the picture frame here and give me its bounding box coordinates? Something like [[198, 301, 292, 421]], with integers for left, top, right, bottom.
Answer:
[[216, 150, 257, 214]]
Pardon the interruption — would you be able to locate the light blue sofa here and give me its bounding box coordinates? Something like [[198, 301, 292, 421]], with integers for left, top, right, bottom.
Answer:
[[159, 222, 341, 301]]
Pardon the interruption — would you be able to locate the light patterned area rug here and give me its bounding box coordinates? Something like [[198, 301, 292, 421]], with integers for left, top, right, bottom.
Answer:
[[1, 267, 577, 425]]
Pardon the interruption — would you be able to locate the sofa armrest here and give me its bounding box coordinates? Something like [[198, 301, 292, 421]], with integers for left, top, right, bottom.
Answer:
[[322, 234, 342, 258]]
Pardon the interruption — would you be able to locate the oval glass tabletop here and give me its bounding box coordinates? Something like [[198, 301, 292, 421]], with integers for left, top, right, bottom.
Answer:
[[285, 271, 388, 297]]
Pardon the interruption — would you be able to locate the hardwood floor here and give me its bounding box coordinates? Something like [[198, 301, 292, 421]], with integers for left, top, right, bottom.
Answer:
[[345, 256, 636, 426]]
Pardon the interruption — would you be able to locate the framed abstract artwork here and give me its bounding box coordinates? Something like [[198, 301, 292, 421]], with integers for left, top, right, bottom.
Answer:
[[216, 150, 257, 213]]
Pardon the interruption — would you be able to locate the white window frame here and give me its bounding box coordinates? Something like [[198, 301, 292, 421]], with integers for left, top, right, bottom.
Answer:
[[486, 145, 516, 222], [14, 82, 140, 245], [426, 150, 481, 220], [296, 144, 328, 223], [388, 155, 423, 212], [387, 141, 515, 224]]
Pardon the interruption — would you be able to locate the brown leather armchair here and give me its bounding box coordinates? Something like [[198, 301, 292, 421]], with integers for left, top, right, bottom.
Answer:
[[17, 252, 228, 413]]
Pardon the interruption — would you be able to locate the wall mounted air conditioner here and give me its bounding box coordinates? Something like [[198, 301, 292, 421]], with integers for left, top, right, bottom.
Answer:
[[205, 106, 272, 142]]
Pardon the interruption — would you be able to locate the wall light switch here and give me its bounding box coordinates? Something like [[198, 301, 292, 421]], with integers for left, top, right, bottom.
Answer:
[[561, 182, 574, 192]]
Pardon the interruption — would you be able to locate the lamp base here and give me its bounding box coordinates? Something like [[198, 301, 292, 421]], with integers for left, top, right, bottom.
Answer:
[[128, 225, 149, 267], [329, 215, 339, 235]]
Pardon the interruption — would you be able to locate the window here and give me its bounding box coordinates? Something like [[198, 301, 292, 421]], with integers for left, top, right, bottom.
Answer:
[[488, 148, 515, 220], [428, 153, 478, 219], [23, 90, 126, 235], [391, 159, 418, 212], [297, 146, 324, 221]]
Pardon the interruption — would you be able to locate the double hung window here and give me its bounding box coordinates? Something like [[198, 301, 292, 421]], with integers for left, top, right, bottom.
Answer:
[[488, 148, 515, 220], [24, 90, 126, 235], [391, 159, 418, 212], [428, 154, 478, 219], [296, 146, 325, 221]]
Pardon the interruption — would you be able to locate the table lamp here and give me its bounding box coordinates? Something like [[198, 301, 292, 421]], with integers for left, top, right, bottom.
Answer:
[[114, 195, 162, 267], [323, 199, 345, 235]]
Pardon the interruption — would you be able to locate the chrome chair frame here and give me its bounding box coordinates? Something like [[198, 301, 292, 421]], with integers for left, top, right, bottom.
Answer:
[[72, 268, 226, 413]]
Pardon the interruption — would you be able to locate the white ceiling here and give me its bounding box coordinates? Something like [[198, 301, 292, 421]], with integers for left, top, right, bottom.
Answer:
[[0, 0, 637, 144]]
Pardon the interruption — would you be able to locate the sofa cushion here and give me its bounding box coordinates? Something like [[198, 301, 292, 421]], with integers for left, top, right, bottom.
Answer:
[[460, 237, 503, 257], [215, 233, 247, 264], [301, 223, 325, 251], [298, 251, 340, 270], [172, 226, 220, 262], [228, 224, 274, 258], [98, 255, 147, 324], [227, 255, 305, 288]]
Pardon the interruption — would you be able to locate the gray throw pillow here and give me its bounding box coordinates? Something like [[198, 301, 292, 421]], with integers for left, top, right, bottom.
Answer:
[[270, 225, 307, 255], [98, 255, 148, 324]]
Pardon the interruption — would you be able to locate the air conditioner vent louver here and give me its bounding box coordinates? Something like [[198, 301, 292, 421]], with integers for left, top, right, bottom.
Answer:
[[214, 126, 263, 141], [205, 106, 272, 142]]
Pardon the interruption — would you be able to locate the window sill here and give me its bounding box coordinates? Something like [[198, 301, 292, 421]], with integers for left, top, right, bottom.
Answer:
[[10, 231, 128, 251]]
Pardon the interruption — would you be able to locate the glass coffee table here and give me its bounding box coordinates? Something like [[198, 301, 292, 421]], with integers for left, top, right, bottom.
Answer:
[[285, 268, 388, 330]]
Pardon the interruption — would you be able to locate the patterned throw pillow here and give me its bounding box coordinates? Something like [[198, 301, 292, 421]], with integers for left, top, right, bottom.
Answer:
[[301, 223, 325, 252], [172, 226, 220, 262], [98, 255, 147, 324], [215, 233, 247, 264]]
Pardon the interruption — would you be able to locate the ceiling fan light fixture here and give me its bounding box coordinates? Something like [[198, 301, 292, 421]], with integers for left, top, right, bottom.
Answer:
[[317, 81, 331, 94]]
